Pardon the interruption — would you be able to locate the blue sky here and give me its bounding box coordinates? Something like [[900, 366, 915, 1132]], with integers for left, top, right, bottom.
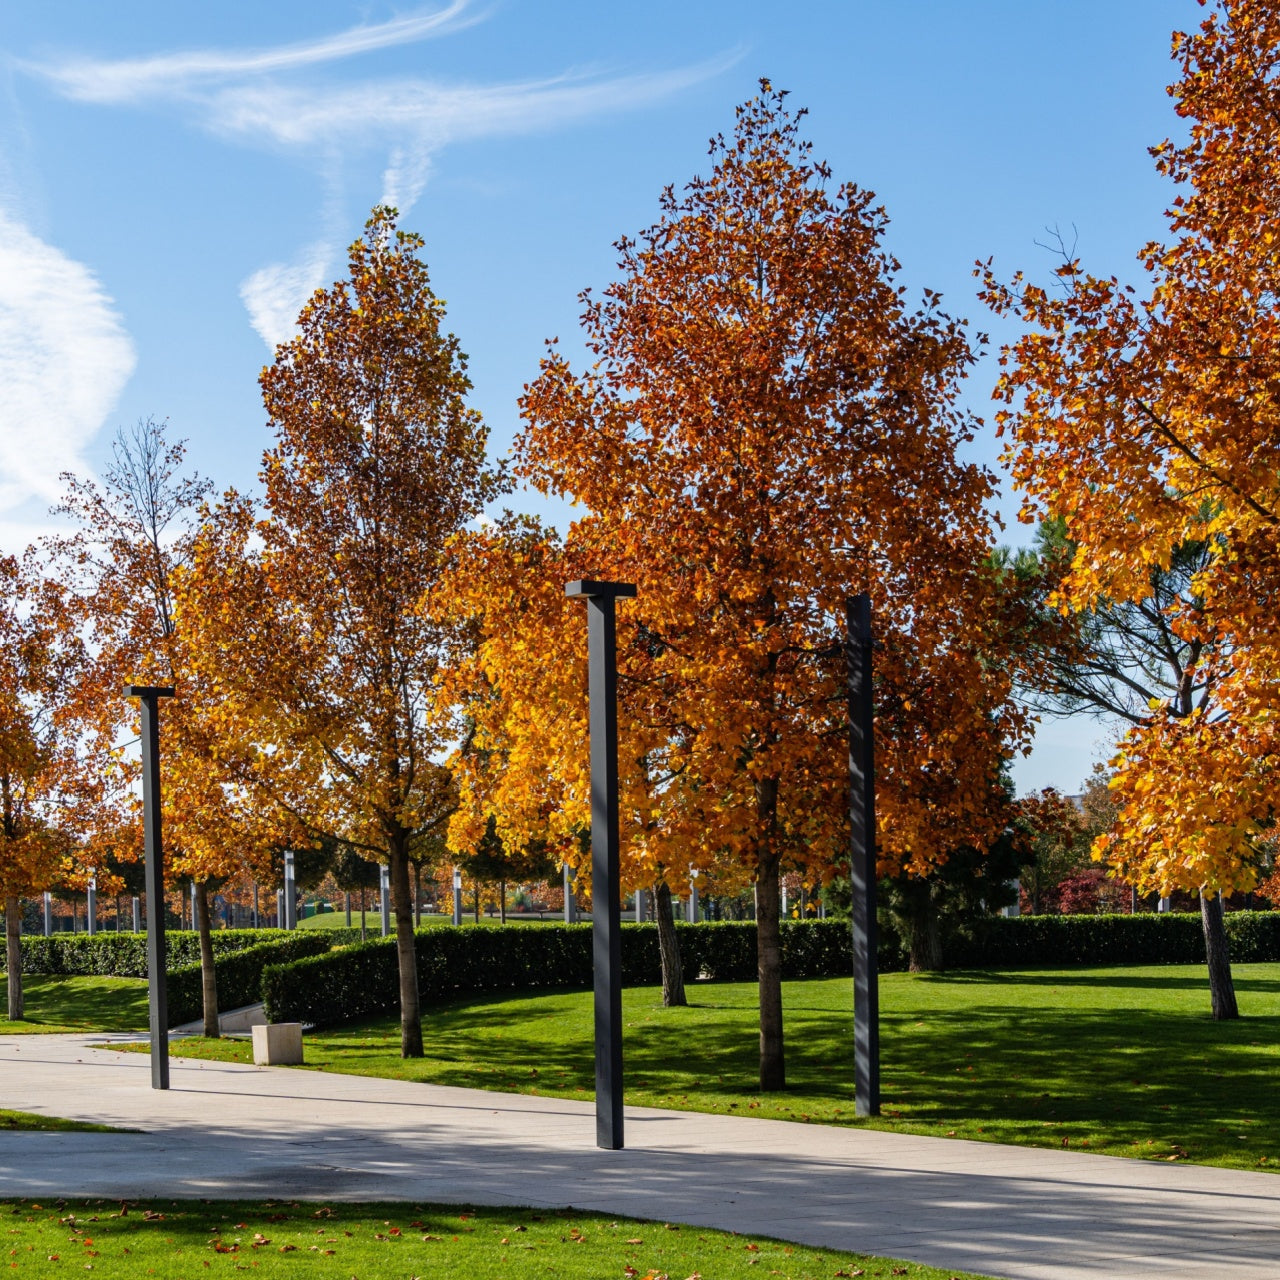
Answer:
[[0, 0, 1190, 792]]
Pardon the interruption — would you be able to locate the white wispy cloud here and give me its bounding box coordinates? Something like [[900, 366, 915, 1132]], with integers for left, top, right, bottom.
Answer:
[[30, 1, 478, 105], [0, 210, 135, 512], [240, 241, 331, 352], [25, 6, 736, 352]]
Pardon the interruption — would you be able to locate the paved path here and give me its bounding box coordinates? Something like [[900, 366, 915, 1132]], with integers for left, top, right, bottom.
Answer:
[[0, 1034, 1276, 1280]]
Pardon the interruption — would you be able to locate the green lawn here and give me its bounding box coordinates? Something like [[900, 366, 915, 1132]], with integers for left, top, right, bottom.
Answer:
[[0, 975, 149, 1033], [151, 965, 1280, 1171], [0, 1199, 991, 1279], [0, 1110, 126, 1134]]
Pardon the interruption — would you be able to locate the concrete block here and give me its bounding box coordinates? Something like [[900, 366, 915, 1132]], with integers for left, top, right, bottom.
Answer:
[[251, 1022, 304, 1066]]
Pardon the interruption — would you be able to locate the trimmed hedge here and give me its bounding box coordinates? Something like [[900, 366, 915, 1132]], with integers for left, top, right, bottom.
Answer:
[[167, 933, 333, 1026], [17, 928, 335, 978], [262, 911, 1280, 1029], [263, 921, 895, 1027]]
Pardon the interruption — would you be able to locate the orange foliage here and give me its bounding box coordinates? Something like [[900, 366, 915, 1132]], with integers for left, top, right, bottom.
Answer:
[[982, 0, 1280, 895]]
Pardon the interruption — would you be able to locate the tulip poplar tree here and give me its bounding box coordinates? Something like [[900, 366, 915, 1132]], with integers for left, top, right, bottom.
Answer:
[[180, 208, 505, 1057], [513, 84, 1028, 1089], [982, 0, 1280, 1018]]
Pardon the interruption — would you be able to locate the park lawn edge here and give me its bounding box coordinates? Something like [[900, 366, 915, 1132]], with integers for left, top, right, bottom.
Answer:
[[0, 1109, 132, 1133], [0, 1197, 996, 1280]]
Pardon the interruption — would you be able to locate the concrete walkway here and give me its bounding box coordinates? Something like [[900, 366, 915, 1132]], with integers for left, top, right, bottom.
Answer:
[[0, 1034, 1276, 1280]]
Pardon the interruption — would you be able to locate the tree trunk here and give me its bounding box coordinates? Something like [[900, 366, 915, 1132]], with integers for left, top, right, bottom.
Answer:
[[195, 881, 219, 1038], [390, 843, 423, 1058], [654, 880, 686, 1007], [1201, 890, 1239, 1020], [6, 896, 23, 1021], [906, 893, 943, 972], [757, 851, 786, 1090]]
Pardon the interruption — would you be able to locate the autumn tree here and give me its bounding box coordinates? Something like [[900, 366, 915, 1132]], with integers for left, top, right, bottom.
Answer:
[[178, 208, 506, 1057], [0, 559, 88, 1019], [515, 84, 1029, 1089], [44, 417, 244, 1035], [981, 0, 1280, 1017]]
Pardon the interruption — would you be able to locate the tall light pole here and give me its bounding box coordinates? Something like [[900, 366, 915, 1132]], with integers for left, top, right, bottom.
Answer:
[[846, 595, 880, 1117], [283, 850, 297, 929], [451, 867, 463, 926], [125, 684, 175, 1091], [565, 578, 634, 1151]]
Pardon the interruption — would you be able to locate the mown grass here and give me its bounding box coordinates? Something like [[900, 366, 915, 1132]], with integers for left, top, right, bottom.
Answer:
[[0, 1198, 991, 1279], [0, 1110, 125, 1133], [149, 965, 1280, 1171], [0, 975, 148, 1034]]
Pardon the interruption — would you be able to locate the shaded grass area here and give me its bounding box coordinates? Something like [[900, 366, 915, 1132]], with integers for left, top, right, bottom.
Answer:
[[0, 975, 148, 1033], [0, 1111, 125, 1134], [152, 965, 1280, 1171], [0, 1198, 989, 1279]]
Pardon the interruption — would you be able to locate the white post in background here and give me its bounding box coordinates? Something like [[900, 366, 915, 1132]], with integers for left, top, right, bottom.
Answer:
[[564, 863, 577, 924], [283, 850, 297, 929], [189, 881, 198, 932], [1002, 880, 1021, 918], [634, 888, 645, 923], [276, 888, 285, 928], [379, 864, 390, 936], [1158, 896, 1172, 913], [43, 892, 52, 937], [781, 879, 788, 919], [86, 875, 97, 936], [131, 896, 141, 932], [687, 870, 699, 923], [452, 867, 463, 926]]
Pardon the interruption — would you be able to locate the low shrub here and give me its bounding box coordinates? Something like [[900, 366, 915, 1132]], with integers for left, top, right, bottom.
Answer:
[[18, 929, 304, 978], [168, 933, 333, 1026]]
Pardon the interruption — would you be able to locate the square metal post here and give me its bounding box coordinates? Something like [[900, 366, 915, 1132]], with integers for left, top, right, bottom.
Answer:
[[563, 863, 576, 924], [126, 684, 175, 1091], [634, 887, 645, 923], [252, 884, 260, 929], [42, 892, 52, 937], [846, 595, 880, 1116], [131, 896, 140, 933], [283, 850, 297, 929], [86, 875, 97, 935], [566, 578, 635, 1151], [452, 868, 463, 926], [379, 864, 391, 936]]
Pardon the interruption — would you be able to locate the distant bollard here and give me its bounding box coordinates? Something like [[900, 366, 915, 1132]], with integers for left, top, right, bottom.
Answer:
[[379, 864, 390, 937], [634, 888, 645, 923], [132, 896, 141, 933], [451, 868, 462, 926], [283, 851, 297, 929], [87, 875, 97, 936], [563, 863, 577, 924], [688, 872, 699, 923], [1158, 896, 1171, 913], [276, 888, 285, 928]]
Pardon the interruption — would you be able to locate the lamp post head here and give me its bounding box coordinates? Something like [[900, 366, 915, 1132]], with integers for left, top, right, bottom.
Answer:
[[565, 580, 637, 601], [124, 685, 176, 699]]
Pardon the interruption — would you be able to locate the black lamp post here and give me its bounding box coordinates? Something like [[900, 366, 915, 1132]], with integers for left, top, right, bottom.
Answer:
[[124, 684, 175, 1090], [846, 595, 880, 1117], [565, 578, 635, 1151]]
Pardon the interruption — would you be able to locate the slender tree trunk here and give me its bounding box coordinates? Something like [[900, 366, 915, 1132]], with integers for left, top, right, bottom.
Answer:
[[195, 881, 219, 1038], [906, 890, 943, 972], [756, 849, 786, 1090], [654, 880, 686, 1007], [389, 841, 423, 1057], [6, 896, 23, 1021], [500, 874, 507, 924], [1201, 890, 1239, 1020]]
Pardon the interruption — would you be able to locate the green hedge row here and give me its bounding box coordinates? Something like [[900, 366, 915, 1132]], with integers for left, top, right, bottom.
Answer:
[[262, 912, 1280, 1029], [17, 928, 336, 978], [262, 921, 898, 1027], [947, 910, 1280, 967], [167, 933, 332, 1026]]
